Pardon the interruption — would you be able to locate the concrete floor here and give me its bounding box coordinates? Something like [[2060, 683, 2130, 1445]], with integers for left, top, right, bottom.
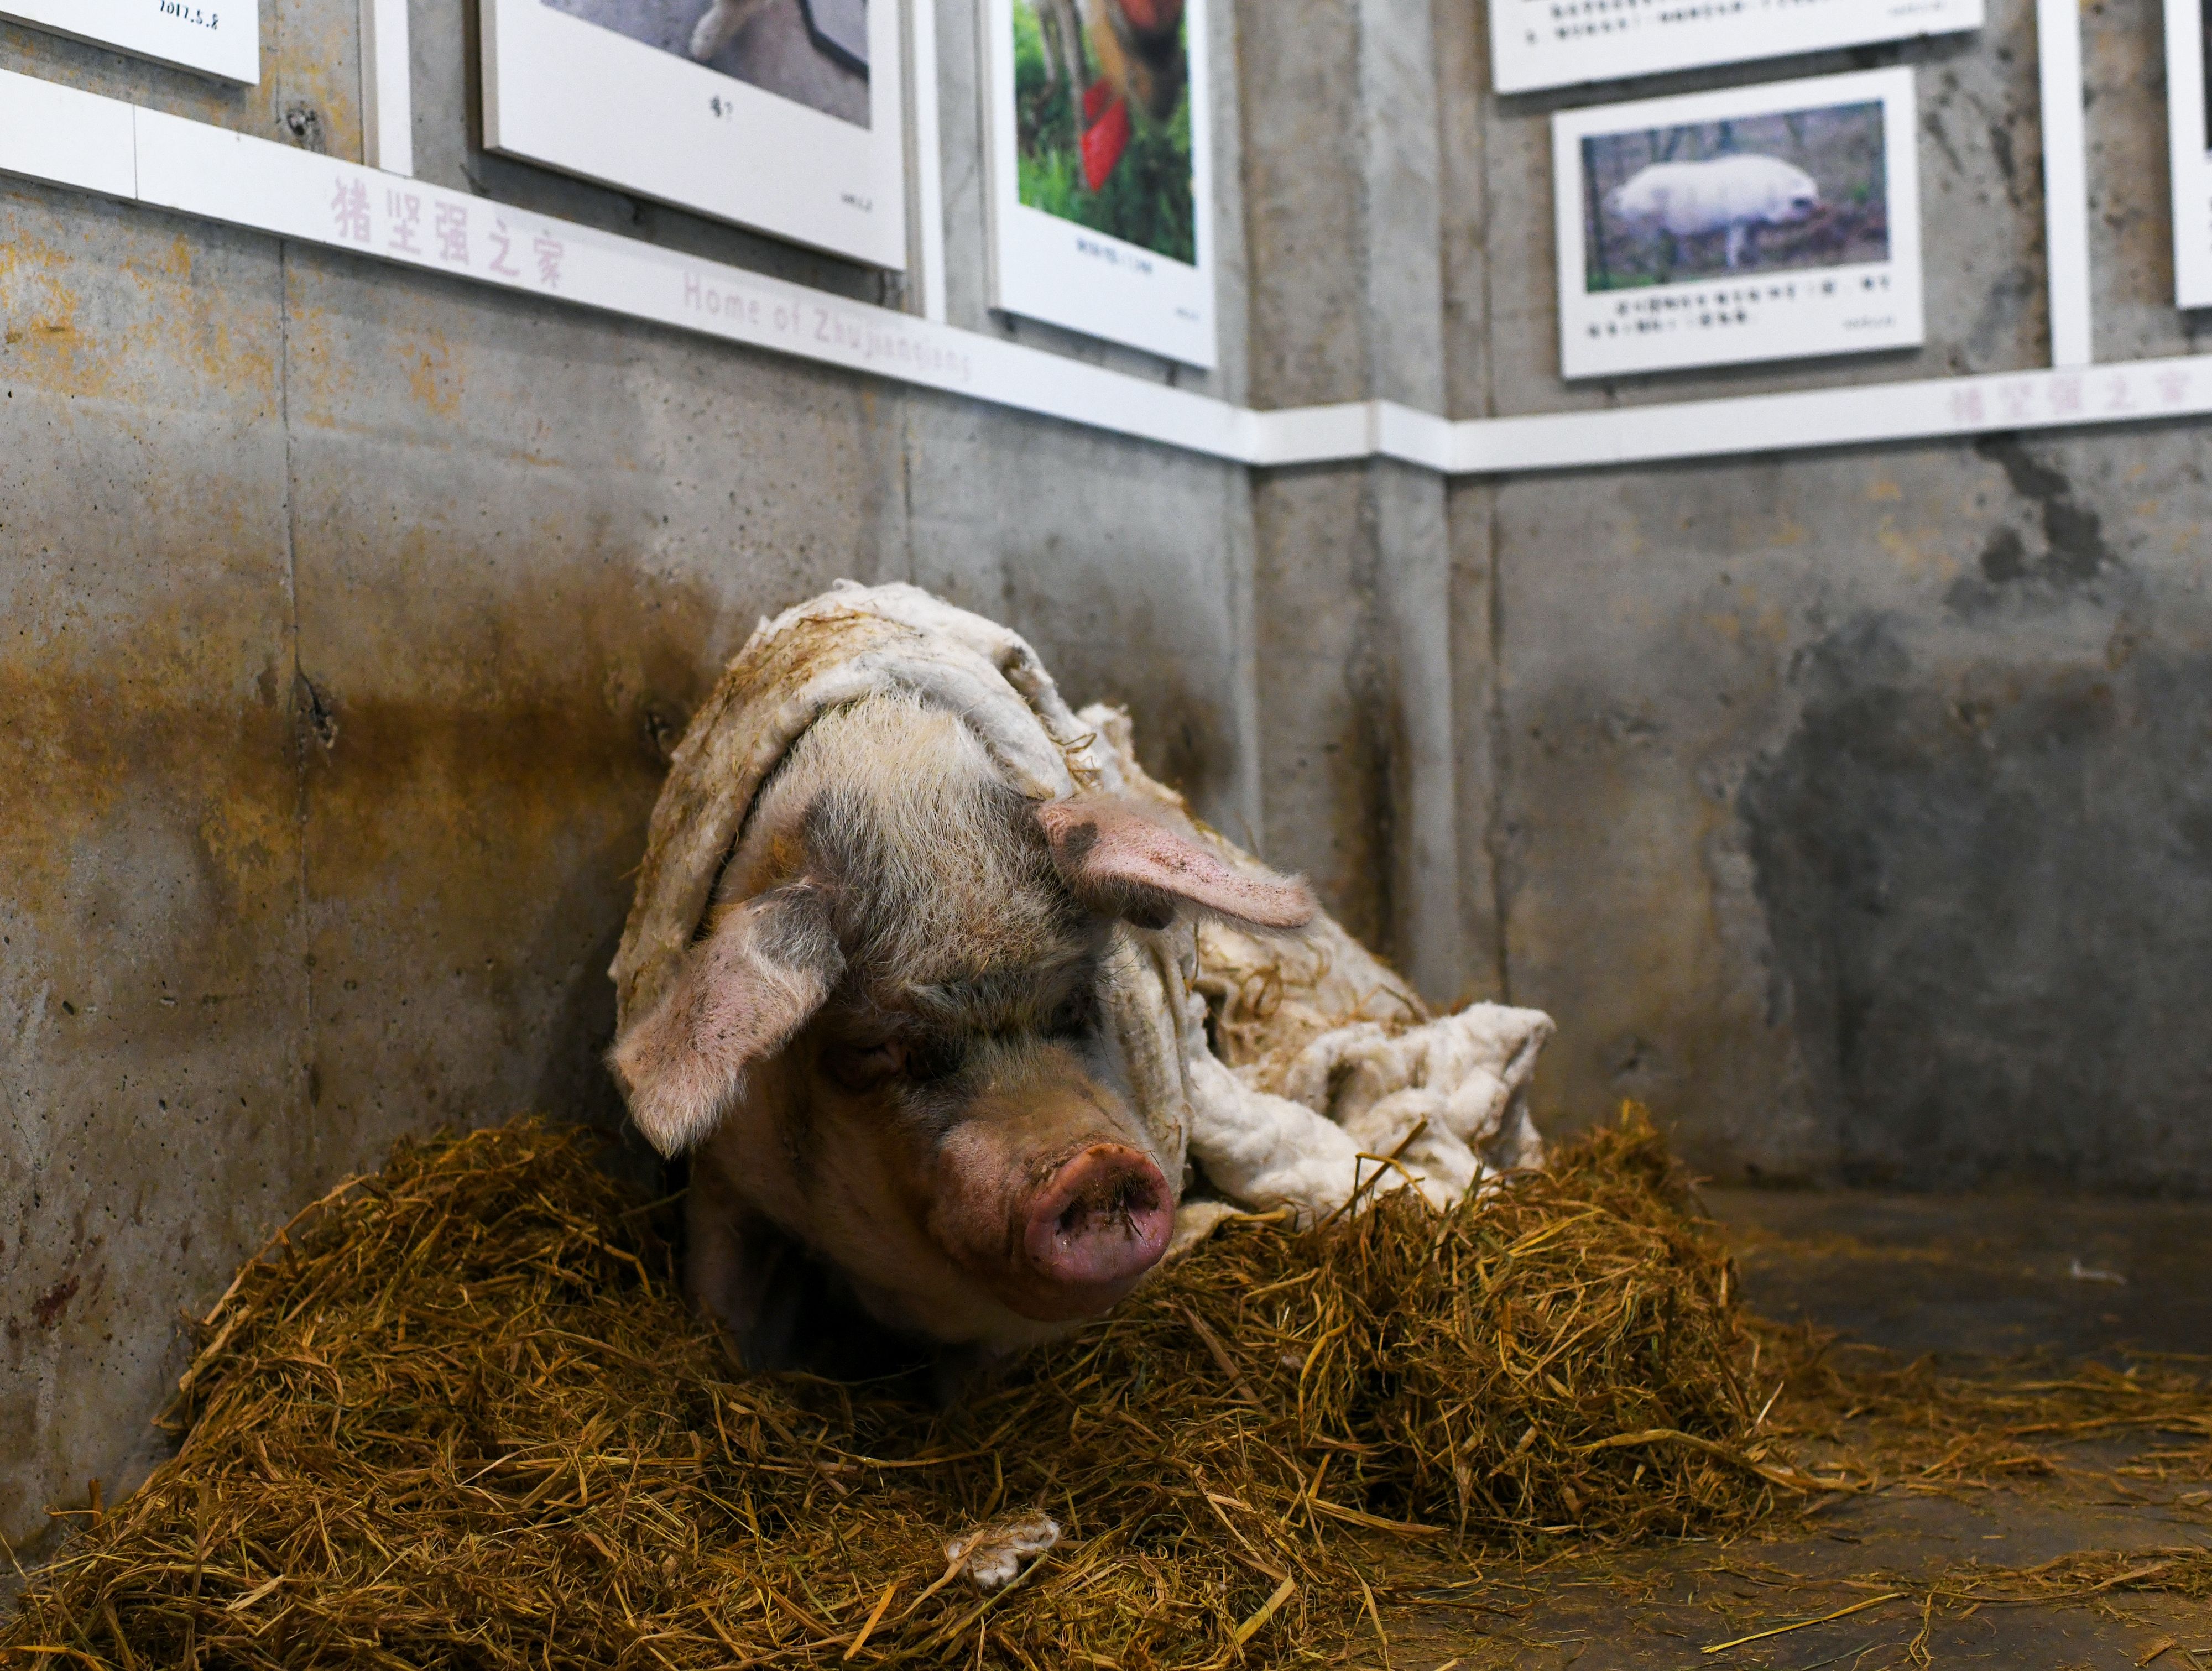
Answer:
[[1713, 1187, 2212, 1363], [1389, 1188, 2212, 1669]]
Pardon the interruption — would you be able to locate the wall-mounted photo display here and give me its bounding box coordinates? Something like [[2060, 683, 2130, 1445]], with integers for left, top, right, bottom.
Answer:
[[2164, 0, 2212, 306], [982, 0, 1217, 368], [1491, 0, 1979, 96], [0, 0, 258, 82], [1553, 66, 1924, 381], [482, 0, 906, 269]]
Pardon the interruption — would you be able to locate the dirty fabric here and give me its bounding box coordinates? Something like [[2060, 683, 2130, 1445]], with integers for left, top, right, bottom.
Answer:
[[612, 581, 1552, 1229]]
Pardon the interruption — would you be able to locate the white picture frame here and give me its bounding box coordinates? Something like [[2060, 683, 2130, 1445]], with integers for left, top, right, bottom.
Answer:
[[1553, 66, 1924, 381], [2166, 0, 2212, 307], [1490, 0, 1980, 97], [482, 0, 906, 270], [0, 0, 258, 82], [981, 0, 1216, 368]]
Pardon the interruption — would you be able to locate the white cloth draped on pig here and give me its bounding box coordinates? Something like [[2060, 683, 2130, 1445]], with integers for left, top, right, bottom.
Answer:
[[611, 581, 1552, 1237]]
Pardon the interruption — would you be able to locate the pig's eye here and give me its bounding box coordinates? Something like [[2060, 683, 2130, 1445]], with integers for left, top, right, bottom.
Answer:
[[901, 1035, 964, 1085], [1045, 985, 1102, 1040], [821, 1032, 965, 1091], [821, 1038, 906, 1092]]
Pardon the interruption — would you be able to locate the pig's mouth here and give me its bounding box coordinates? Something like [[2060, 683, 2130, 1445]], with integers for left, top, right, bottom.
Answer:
[[1008, 1143, 1173, 1321]]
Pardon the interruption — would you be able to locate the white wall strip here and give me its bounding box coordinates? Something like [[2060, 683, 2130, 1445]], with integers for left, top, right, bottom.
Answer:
[[1454, 359, 2210, 472], [116, 90, 1257, 462], [0, 64, 134, 196], [1248, 401, 1376, 468], [2036, 0, 2094, 368], [2, 71, 2200, 479], [357, 0, 414, 176]]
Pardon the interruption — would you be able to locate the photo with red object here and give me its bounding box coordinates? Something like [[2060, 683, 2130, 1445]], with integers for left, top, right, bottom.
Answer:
[[1010, 0, 1196, 264]]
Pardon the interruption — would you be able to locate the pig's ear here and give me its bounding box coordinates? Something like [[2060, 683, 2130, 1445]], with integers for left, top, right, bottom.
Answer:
[[609, 884, 843, 1156], [1035, 798, 1316, 932]]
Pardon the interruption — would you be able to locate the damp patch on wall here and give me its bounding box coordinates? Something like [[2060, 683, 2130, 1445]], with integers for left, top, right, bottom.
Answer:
[[1740, 612, 2212, 1191]]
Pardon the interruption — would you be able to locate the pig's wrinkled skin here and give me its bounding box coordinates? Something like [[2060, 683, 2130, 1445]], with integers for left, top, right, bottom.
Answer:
[[1603, 154, 1823, 270], [609, 693, 1313, 1378]]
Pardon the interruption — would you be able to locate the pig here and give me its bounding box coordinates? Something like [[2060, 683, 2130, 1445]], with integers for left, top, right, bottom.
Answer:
[[608, 691, 1314, 1378], [1603, 153, 1823, 271]]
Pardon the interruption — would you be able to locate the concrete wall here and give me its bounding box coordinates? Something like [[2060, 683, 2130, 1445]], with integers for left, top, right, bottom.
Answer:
[[0, 0, 1258, 1556], [1437, 0, 2212, 1192], [6, 0, 2211, 1566]]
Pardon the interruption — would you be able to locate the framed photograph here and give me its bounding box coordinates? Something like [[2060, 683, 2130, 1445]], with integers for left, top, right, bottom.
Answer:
[[2166, 0, 2212, 306], [1491, 0, 1978, 96], [482, 0, 906, 269], [0, 0, 258, 82], [982, 0, 1216, 368], [1553, 67, 1924, 380]]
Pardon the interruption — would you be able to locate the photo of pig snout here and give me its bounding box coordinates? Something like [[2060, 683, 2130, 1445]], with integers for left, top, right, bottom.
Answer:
[[608, 691, 1313, 1381]]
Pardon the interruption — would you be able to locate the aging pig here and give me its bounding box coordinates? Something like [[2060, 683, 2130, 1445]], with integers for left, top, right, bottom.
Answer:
[[609, 692, 1312, 1376], [1604, 153, 1823, 270]]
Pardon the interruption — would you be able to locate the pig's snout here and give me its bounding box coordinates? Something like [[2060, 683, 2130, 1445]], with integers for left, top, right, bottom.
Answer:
[[1017, 1144, 1172, 1318]]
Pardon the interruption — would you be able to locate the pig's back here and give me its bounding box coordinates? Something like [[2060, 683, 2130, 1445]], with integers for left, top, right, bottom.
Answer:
[[1621, 156, 1801, 235]]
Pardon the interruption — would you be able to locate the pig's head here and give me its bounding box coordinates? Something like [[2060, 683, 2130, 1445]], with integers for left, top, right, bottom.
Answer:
[[1604, 174, 1655, 227], [609, 699, 1313, 1366], [1770, 162, 1822, 225]]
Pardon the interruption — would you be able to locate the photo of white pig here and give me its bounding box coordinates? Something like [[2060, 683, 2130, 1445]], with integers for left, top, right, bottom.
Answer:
[[1580, 98, 1889, 291], [1603, 154, 1822, 273]]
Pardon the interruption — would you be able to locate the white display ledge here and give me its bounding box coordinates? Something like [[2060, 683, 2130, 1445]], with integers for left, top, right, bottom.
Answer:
[[2, 69, 2203, 477]]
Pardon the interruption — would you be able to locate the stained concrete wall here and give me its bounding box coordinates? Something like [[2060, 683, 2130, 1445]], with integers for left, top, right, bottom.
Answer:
[[1433, 0, 2212, 1190], [1239, 0, 1469, 1003], [1, 0, 1258, 1557], [7, 0, 2212, 1573]]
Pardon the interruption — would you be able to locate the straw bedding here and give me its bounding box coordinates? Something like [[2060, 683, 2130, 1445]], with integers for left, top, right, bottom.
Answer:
[[9, 1110, 2210, 1668], [6, 1109, 1792, 1668]]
